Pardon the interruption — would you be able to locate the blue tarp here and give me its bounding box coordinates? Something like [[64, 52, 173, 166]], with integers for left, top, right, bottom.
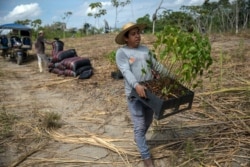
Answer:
[[0, 23, 32, 30]]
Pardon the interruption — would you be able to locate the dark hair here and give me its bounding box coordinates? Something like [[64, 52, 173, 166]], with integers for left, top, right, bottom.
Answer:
[[124, 31, 129, 38]]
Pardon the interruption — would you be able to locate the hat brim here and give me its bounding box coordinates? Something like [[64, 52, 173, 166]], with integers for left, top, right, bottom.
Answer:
[[115, 24, 146, 45]]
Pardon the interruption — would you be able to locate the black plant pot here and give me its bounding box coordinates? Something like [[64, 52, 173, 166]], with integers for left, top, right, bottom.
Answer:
[[111, 70, 123, 80], [131, 80, 194, 120]]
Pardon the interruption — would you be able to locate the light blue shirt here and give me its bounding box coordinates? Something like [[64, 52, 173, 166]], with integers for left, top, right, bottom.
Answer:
[[116, 45, 157, 97]]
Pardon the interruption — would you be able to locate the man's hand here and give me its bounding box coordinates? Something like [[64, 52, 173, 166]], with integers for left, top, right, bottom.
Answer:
[[135, 84, 147, 98]]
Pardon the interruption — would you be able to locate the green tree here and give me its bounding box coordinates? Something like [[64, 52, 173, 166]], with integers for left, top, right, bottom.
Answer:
[[62, 11, 72, 23], [152, 0, 164, 34], [83, 23, 91, 35], [181, 5, 208, 32], [111, 0, 131, 29], [155, 0, 250, 33], [218, 0, 231, 6], [238, 0, 250, 29], [201, 0, 219, 33], [31, 19, 42, 31], [136, 14, 152, 33], [153, 10, 194, 33], [88, 2, 107, 29], [15, 19, 31, 25], [62, 11, 72, 38]]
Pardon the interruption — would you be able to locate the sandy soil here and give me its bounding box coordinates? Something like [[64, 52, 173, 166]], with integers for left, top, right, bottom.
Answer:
[[0, 33, 249, 167]]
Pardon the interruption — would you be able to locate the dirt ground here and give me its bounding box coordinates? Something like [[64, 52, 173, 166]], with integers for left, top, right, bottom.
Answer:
[[0, 33, 249, 167]]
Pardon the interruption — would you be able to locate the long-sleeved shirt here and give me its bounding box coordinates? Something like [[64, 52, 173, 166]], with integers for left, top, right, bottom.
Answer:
[[35, 36, 46, 54], [116, 45, 158, 97]]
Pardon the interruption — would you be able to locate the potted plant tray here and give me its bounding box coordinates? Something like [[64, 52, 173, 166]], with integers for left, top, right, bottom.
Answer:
[[130, 78, 194, 120]]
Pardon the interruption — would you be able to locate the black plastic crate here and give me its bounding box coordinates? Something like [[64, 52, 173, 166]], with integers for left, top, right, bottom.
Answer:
[[131, 83, 194, 120], [111, 70, 123, 80]]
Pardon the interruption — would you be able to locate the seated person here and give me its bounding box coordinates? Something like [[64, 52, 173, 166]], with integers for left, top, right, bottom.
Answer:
[[10, 36, 22, 48], [0, 35, 9, 49]]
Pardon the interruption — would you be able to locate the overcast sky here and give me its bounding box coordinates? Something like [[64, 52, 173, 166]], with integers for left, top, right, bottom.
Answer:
[[0, 0, 220, 29]]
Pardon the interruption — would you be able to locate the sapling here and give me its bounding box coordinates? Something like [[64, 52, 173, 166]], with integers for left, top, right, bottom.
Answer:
[[147, 25, 213, 97]]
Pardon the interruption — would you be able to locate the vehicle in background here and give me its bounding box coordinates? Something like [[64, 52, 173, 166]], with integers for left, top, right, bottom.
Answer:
[[0, 23, 32, 65]]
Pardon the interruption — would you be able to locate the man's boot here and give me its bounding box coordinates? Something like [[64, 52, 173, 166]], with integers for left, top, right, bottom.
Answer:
[[143, 158, 155, 167]]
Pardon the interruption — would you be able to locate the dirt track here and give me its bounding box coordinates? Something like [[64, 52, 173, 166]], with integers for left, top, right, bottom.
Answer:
[[0, 33, 249, 167]]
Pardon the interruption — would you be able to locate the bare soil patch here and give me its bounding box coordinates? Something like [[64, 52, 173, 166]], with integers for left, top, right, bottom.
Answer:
[[0, 33, 249, 167]]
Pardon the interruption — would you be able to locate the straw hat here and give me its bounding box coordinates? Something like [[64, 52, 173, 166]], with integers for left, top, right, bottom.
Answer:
[[38, 30, 44, 34], [115, 22, 146, 45]]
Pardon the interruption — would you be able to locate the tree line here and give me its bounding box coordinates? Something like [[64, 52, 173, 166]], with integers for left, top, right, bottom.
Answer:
[[14, 0, 250, 39], [138, 0, 250, 34]]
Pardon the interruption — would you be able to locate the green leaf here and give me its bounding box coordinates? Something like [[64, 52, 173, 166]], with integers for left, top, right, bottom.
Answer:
[[148, 25, 212, 89], [141, 68, 147, 75]]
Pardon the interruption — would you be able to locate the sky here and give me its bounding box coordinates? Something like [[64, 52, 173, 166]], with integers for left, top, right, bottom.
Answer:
[[0, 0, 219, 29]]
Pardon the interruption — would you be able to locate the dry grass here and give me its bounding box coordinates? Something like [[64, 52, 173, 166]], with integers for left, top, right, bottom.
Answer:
[[0, 32, 249, 167]]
